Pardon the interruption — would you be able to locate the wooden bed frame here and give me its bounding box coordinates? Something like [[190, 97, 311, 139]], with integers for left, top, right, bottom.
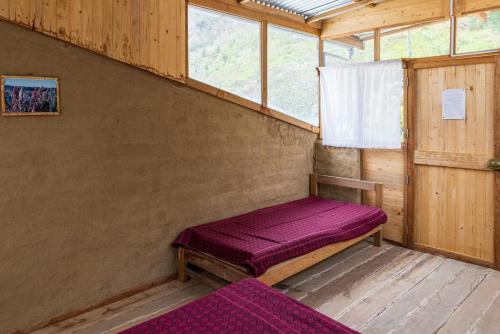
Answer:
[[178, 173, 384, 286]]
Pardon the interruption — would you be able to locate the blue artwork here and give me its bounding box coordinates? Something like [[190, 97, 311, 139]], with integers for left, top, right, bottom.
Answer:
[[2, 76, 59, 114]]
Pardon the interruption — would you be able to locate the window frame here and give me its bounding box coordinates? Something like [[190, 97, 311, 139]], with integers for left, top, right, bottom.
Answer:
[[452, 8, 500, 56], [186, 4, 322, 133]]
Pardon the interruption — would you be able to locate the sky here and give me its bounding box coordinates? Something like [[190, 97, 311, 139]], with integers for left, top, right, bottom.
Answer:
[[4, 77, 57, 88]]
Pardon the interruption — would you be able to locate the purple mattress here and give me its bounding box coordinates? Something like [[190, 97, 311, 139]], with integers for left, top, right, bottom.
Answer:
[[173, 196, 386, 276], [120, 278, 359, 334]]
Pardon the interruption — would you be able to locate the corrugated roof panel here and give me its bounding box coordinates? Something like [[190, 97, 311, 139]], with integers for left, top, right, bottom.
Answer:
[[252, 0, 354, 18]]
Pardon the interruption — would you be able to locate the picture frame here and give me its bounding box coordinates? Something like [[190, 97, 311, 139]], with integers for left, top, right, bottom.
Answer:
[[1, 75, 60, 116]]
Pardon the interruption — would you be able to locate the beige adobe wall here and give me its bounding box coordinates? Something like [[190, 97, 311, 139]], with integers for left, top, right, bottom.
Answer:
[[314, 143, 362, 203], [0, 21, 316, 333]]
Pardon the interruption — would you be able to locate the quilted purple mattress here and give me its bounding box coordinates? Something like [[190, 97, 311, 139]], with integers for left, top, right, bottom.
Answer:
[[173, 196, 386, 276], [120, 278, 359, 334]]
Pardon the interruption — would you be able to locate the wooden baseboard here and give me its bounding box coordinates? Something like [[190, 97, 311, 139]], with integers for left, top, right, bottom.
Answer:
[[12, 275, 177, 334], [412, 243, 494, 269]]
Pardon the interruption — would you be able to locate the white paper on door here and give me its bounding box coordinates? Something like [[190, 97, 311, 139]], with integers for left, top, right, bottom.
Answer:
[[442, 89, 466, 120]]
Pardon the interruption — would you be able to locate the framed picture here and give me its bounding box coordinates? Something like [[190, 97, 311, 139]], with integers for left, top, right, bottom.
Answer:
[[1, 75, 60, 116]]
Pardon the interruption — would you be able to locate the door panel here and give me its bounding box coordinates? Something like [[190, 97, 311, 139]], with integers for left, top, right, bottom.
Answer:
[[413, 62, 495, 264]]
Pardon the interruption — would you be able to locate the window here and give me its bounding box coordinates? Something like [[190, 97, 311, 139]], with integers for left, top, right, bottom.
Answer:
[[188, 6, 261, 103], [456, 9, 500, 54], [267, 26, 319, 126], [323, 33, 374, 65], [320, 61, 403, 149], [381, 20, 450, 60]]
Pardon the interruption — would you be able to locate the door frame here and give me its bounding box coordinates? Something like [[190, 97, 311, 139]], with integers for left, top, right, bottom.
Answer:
[[405, 54, 500, 269]]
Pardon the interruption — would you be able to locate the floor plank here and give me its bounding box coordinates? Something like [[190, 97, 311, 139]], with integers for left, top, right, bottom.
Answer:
[[282, 243, 394, 301], [334, 253, 444, 329], [297, 246, 405, 308], [386, 263, 490, 334], [437, 270, 500, 334], [30, 242, 500, 334], [361, 259, 469, 334], [316, 249, 419, 318]]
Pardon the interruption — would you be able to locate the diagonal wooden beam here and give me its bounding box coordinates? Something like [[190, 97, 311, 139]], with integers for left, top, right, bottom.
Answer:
[[333, 36, 365, 49], [234, 0, 322, 29], [307, 0, 387, 24]]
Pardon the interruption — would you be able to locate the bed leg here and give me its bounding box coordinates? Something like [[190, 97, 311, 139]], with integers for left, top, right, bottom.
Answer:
[[178, 248, 188, 282], [373, 230, 383, 247]]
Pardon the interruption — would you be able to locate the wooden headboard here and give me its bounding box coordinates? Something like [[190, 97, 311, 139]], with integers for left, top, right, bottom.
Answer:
[[310, 173, 383, 208]]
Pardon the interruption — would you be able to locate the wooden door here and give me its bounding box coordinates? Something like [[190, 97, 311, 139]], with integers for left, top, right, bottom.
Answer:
[[408, 56, 498, 267]]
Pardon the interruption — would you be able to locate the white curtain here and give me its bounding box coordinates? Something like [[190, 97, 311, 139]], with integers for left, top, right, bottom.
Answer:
[[320, 60, 403, 149]]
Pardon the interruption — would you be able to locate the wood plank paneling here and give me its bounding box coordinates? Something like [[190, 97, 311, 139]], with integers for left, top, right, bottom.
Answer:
[[0, 0, 186, 81], [148, 0, 159, 72], [322, 0, 449, 39], [176, 0, 186, 80], [56, 0, 69, 40], [415, 166, 494, 262], [92, 0, 103, 51], [138, 0, 149, 68], [130, 0, 140, 65], [120, 0, 131, 62], [29, 0, 43, 30], [102, 0, 113, 55], [321, 0, 500, 39], [495, 56, 500, 270], [413, 62, 496, 264], [41, 0, 57, 36], [363, 150, 406, 244], [462, 0, 500, 14], [0, 0, 9, 19], [414, 150, 491, 170]]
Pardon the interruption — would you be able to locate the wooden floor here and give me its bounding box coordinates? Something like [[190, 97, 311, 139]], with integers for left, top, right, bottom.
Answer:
[[33, 242, 500, 334]]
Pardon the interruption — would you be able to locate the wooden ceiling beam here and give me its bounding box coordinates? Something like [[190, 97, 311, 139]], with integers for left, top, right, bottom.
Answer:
[[358, 19, 446, 41], [233, 0, 322, 29], [321, 0, 449, 39], [321, 0, 500, 39], [332, 36, 365, 49], [307, 0, 386, 24], [460, 0, 500, 16], [190, 0, 321, 35]]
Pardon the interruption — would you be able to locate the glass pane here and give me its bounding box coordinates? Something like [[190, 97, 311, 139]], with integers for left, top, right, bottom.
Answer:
[[324, 35, 374, 65], [457, 10, 500, 54], [188, 6, 261, 103], [268, 25, 319, 126], [381, 20, 450, 60]]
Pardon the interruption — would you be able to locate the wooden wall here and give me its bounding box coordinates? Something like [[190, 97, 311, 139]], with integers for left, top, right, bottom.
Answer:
[[0, 0, 186, 81], [363, 150, 406, 244]]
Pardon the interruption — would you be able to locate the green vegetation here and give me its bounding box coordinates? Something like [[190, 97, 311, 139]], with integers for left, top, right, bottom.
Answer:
[[267, 26, 319, 126], [457, 10, 500, 53], [381, 20, 450, 60], [188, 7, 261, 103]]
